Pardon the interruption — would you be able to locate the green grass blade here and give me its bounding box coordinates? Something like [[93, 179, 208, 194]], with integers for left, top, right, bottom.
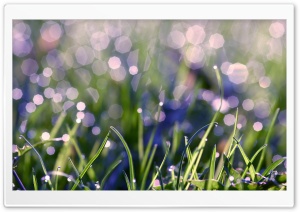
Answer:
[[183, 66, 223, 189], [216, 108, 238, 180], [140, 144, 157, 190], [176, 123, 217, 190], [140, 104, 162, 174], [32, 168, 38, 190], [190, 179, 224, 190], [123, 170, 131, 190], [19, 135, 53, 190], [171, 122, 180, 159], [68, 157, 84, 188], [261, 158, 286, 177], [100, 159, 122, 190], [156, 166, 164, 190], [138, 111, 144, 161], [110, 126, 136, 190], [241, 144, 268, 178], [71, 131, 110, 190], [233, 137, 256, 181], [206, 145, 216, 190], [256, 108, 280, 172], [55, 166, 60, 190], [147, 141, 171, 190], [184, 137, 198, 181]]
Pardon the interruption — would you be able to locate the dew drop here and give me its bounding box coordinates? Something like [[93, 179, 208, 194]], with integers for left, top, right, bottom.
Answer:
[[45, 175, 50, 181], [67, 177, 72, 182], [57, 166, 61, 171], [159, 102, 163, 106], [19, 135, 22, 139], [213, 65, 217, 70], [133, 179, 136, 183]]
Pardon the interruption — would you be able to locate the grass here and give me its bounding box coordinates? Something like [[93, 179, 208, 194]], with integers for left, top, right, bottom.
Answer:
[[12, 66, 287, 191]]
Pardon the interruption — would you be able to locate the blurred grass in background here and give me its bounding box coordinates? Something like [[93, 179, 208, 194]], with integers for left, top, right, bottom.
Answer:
[[12, 20, 286, 190]]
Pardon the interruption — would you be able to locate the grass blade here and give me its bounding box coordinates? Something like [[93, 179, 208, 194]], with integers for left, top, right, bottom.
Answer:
[[138, 111, 144, 161], [190, 179, 224, 190], [261, 158, 286, 177], [233, 137, 256, 181], [256, 108, 280, 172], [123, 170, 131, 190], [206, 145, 216, 190], [55, 166, 60, 190], [32, 168, 38, 190], [176, 123, 216, 190], [141, 144, 157, 190], [110, 126, 136, 190], [50, 112, 66, 138], [184, 137, 198, 181], [183, 66, 223, 190], [68, 157, 84, 188], [100, 159, 122, 190], [71, 130, 110, 190], [216, 108, 238, 180], [19, 135, 53, 190], [171, 122, 180, 159], [140, 103, 162, 174], [147, 141, 171, 190], [13, 170, 26, 190], [241, 144, 268, 178], [156, 166, 164, 190]]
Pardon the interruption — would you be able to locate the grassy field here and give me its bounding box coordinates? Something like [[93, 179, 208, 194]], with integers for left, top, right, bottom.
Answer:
[[12, 20, 287, 190]]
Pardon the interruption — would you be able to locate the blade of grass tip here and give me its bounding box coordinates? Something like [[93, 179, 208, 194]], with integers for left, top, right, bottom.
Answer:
[[32, 168, 38, 190], [123, 170, 131, 191], [110, 126, 136, 190], [140, 103, 162, 174], [138, 109, 144, 161], [100, 159, 122, 190], [68, 157, 84, 188], [261, 157, 286, 177], [241, 144, 268, 179], [19, 135, 53, 190], [171, 122, 180, 159], [206, 145, 216, 190], [13, 170, 26, 190], [216, 108, 239, 180], [55, 166, 60, 190], [141, 144, 158, 190], [71, 130, 110, 190], [256, 108, 280, 172], [233, 137, 256, 182], [183, 66, 223, 190], [176, 122, 217, 190], [156, 166, 164, 191], [184, 137, 198, 181], [147, 141, 171, 190]]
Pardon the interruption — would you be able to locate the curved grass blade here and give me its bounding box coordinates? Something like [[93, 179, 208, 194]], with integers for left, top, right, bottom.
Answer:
[[68, 157, 84, 188], [206, 145, 216, 190], [261, 158, 286, 177], [171, 122, 180, 159], [184, 137, 198, 181], [123, 170, 131, 190], [256, 108, 280, 172], [216, 108, 239, 180], [241, 144, 268, 178], [183, 66, 223, 190], [140, 104, 162, 175], [110, 126, 136, 190], [71, 131, 110, 190], [233, 137, 256, 181], [156, 166, 164, 191], [100, 159, 122, 190], [176, 123, 217, 190], [50, 112, 66, 138], [141, 144, 157, 190], [32, 168, 38, 190], [19, 135, 53, 190], [147, 141, 170, 190]]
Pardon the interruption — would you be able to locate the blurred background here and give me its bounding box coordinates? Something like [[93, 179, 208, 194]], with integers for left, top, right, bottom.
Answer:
[[12, 20, 286, 190]]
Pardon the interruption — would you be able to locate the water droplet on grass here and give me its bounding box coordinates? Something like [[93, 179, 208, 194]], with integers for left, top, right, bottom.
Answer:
[[159, 102, 163, 106], [67, 177, 72, 182], [229, 176, 234, 182], [213, 65, 217, 70]]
